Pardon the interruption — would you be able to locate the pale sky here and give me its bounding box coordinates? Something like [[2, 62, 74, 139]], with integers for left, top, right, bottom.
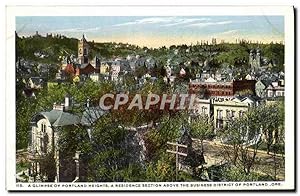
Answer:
[[16, 16, 284, 48]]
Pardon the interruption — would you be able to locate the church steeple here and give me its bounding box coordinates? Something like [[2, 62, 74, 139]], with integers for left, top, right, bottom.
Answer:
[[78, 34, 89, 64], [81, 34, 87, 42]]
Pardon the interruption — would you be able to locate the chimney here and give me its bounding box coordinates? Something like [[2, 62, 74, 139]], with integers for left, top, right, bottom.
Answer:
[[64, 94, 72, 111]]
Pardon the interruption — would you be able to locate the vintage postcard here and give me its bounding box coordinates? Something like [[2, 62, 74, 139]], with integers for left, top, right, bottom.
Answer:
[[6, 5, 295, 191]]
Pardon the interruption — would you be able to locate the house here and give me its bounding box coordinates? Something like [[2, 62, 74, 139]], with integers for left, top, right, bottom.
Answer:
[[27, 77, 44, 89], [266, 81, 285, 97], [111, 61, 121, 82], [255, 80, 271, 98], [232, 95, 261, 107], [215, 71, 224, 81], [63, 63, 76, 77], [89, 73, 100, 82], [245, 74, 254, 80], [100, 62, 110, 75], [201, 71, 210, 80], [191, 98, 211, 118], [75, 63, 96, 76], [205, 77, 217, 83], [59, 35, 103, 81], [212, 99, 249, 132], [28, 97, 106, 182], [28, 101, 81, 182], [90, 56, 101, 73]]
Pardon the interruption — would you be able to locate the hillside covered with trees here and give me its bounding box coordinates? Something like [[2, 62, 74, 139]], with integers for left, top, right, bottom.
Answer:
[[16, 33, 285, 73]]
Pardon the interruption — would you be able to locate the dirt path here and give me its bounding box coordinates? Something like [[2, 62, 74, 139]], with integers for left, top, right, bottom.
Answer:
[[192, 140, 285, 180]]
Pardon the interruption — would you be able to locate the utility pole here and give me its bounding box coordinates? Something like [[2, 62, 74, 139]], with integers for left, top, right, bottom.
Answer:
[[166, 142, 187, 181]]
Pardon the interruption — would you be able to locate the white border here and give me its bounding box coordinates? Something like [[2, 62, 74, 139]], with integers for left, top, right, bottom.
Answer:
[[6, 5, 295, 191]]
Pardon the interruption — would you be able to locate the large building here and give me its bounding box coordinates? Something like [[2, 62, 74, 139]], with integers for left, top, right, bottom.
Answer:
[[189, 79, 256, 98], [212, 99, 249, 131]]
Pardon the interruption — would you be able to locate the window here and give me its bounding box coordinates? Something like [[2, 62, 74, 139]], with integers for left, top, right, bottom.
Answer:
[[231, 111, 236, 118], [217, 119, 223, 129], [239, 111, 243, 117], [41, 124, 46, 134], [226, 110, 231, 118], [202, 106, 207, 115], [268, 90, 273, 97], [217, 110, 223, 119]]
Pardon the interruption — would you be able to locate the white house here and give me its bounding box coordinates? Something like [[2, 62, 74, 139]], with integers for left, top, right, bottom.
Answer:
[[89, 73, 100, 82], [111, 61, 121, 82], [29, 103, 80, 182], [212, 99, 249, 131], [266, 81, 285, 98], [192, 98, 211, 117]]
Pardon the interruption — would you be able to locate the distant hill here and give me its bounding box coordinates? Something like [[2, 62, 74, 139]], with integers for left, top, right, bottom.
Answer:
[[15, 33, 284, 73], [15, 33, 146, 63]]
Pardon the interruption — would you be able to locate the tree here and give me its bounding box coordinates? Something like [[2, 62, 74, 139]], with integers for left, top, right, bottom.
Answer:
[[189, 115, 214, 152], [145, 113, 183, 160], [145, 153, 176, 182], [220, 103, 285, 177], [259, 103, 284, 155], [86, 114, 145, 182], [16, 95, 38, 149], [259, 102, 285, 180], [219, 107, 263, 175], [58, 125, 92, 182], [39, 152, 57, 182]]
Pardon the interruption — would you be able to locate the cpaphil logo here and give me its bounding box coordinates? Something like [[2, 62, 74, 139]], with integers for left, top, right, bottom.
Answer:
[[99, 93, 197, 111]]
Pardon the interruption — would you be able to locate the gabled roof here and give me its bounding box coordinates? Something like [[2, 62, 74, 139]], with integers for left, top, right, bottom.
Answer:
[[40, 109, 80, 127], [80, 63, 94, 69], [29, 77, 43, 85], [233, 95, 261, 103], [261, 80, 271, 87], [266, 84, 274, 90], [52, 112, 81, 127], [205, 77, 217, 83], [241, 97, 255, 104], [102, 61, 113, 66], [64, 63, 75, 74]]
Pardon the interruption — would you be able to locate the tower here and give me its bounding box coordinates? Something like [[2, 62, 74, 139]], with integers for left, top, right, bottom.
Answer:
[[94, 56, 101, 73], [249, 48, 261, 69], [78, 34, 90, 64], [256, 48, 261, 67]]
